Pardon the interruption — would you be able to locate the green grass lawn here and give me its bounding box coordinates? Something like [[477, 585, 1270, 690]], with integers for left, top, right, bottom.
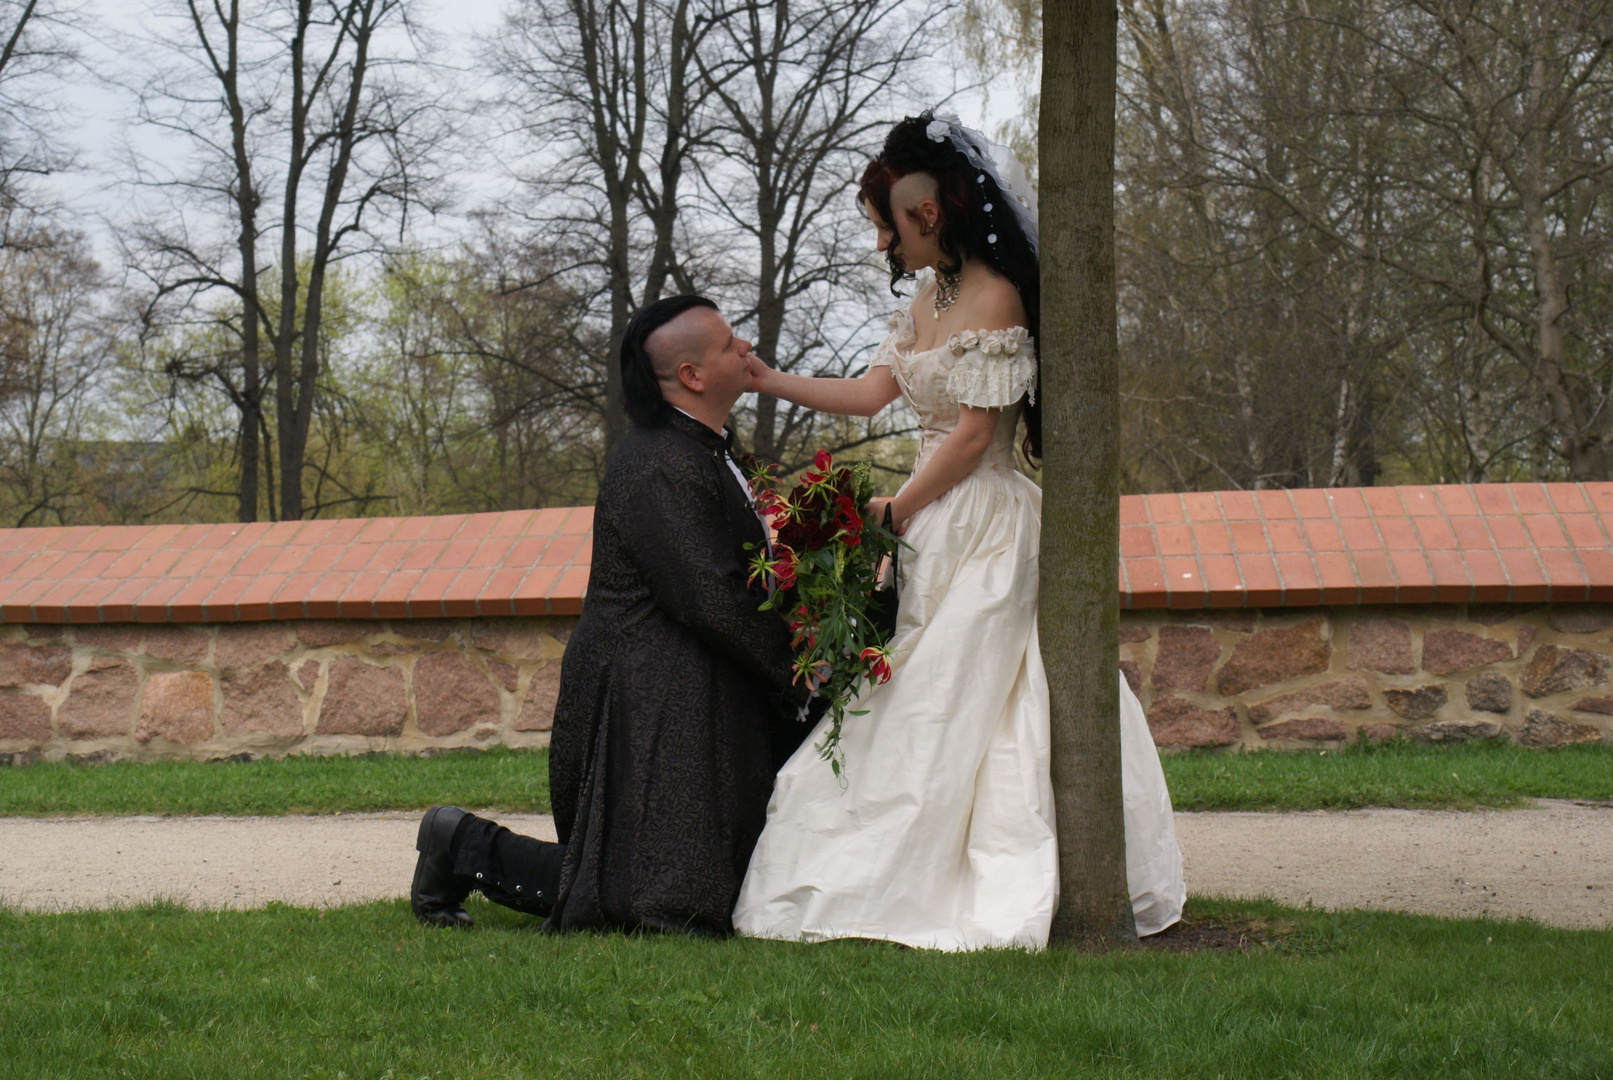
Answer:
[[1, 897, 1607, 1079], [2, 739, 1611, 817]]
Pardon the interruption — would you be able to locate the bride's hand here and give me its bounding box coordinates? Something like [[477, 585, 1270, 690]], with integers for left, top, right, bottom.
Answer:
[[743, 350, 774, 395], [864, 496, 908, 536]]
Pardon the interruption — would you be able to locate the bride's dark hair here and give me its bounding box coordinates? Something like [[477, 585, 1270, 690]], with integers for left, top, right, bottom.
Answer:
[[858, 110, 1042, 464]]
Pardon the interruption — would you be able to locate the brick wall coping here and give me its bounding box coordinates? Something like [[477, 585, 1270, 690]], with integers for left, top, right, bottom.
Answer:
[[1, 482, 1610, 623], [0, 509, 592, 624], [1122, 482, 1613, 609]]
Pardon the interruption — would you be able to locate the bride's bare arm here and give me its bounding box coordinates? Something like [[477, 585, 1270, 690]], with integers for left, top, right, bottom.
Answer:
[[748, 361, 902, 418], [868, 405, 998, 531]]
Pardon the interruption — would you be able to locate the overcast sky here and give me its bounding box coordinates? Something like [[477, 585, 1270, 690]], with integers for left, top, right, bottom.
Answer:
[[41, 0, 1004, 267]]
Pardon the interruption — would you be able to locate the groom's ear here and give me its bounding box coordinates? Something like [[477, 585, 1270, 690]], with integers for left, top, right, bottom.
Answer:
[[674, 360, 706, 394]]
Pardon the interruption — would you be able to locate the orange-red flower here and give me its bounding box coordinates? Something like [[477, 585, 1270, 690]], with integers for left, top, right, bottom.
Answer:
[[859, 645, 893, 684]]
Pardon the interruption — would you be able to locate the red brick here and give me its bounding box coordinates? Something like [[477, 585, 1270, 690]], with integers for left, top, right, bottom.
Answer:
[[364, 542, 411, 571], [1273, 553, 1321, 605], [1498, 549, 1549, 603], [1119, 497, 1147, 526], [407, 569, 459, 617], [133, 577, 187, 621], [1398, 486, 1438, 516], [1376, 517, 1419, 551], [294, 519, 337, 544], [1193, 523, 1233, 556], [331, 544, 379, 572], [199, 549, 244, 578], [424, 514, 467, 540], [510, 567, 562, 615], [264, 545, 310, 574], [98, 577, 154, 623], [390, 517, 433, 542], [1360, 487, 1403, 518], [1473, 485, 1515, 514], [559, 507, 594, 534], [1412, 515, 1458, 550], [168, 577, 225, 623], [401, 540, 446, 570], [63, 578, 122, 622], [1562, 513, 1609, 548], [259, 520, 306, 544], [1339, 518, 1382, 551], [303, 572, 357, 619], [325, 519, 366, 544], [1447, 515, 1493, 550], [1153, 524, 1193, 557], [540, 535, 584, 567], [1430, 485, 1475, 517], [1351, 551, 1397, 603], [478, 568, 527, 616], [338, 572, 391, 618], [1509, 483, 1552, 514], [1288, 489, 1330, 518], [1182, 492, 1221, 522], [1254, 489, 1296, 519], [1581, 549, 1613, 602], [469, 538, 514, 568], [1264, 520, 1306, 553], [441, 569, 493, 617], [1425, 549, 1473, 602], [297, 546, 344, 574], [1113, 528, 1152, 561], [1461, 550, 1510, 602], [1545, 483, 1591, 514], [458, 513, 501, 540], [1228, 521, 1267, 554], [1322, 488, 1366, 518], [1538, 549, 1589, 600], [1314, 552, 1358, 604], [269, 573, 321, 618], [491, 512, 530, 537], [0, 578, 52, 621], [234, 573, 287, 621], [1217, 490, 1258, 520], [356, 517, 402, 542], [1301, 519, 1346, 552], [1145, 493, 1184, 523], [1237, 555, 1283, 606], [1585, 484, 1613, 513], [371, 571, 424, 618], [575, 537, 594, 566], [552, 563, 591, 602], [33, 578, 94, 621], [1388, 550, 1435, 603], [1486, 516, 1529, 548], [1201, 556, 1243, 605], [38, 552, 89, 579], [529, 506, 571, 534], [73, 551, 120, 579], [230, 546, 278, 577], [436, 538, 479, 569], [1523, 515, 1569, 549]]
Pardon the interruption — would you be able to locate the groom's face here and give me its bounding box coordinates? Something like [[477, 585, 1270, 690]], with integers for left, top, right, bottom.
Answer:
[[650, 307, 754, 406]]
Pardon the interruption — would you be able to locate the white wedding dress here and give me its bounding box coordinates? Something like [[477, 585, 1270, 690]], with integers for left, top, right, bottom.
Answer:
[[733, 310, 1185, 951]]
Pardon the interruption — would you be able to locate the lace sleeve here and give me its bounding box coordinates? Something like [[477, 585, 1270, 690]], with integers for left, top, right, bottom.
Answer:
[[868, 309, 914, 370], [945, 327, 1037, 408]]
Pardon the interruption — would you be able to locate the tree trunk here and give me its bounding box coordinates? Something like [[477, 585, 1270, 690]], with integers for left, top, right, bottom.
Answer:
[[1040, 0, 1136, 950]]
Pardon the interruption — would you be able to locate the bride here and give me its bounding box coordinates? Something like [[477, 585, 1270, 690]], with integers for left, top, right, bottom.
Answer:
[[732, 112, 1185, 951]]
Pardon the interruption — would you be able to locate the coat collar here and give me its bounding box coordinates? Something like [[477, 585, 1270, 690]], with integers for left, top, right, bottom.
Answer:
[[661, 407, 735, 455]]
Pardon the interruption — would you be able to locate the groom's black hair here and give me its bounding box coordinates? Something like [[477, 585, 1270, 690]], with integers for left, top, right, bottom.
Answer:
[[620, 294, 720, 428]]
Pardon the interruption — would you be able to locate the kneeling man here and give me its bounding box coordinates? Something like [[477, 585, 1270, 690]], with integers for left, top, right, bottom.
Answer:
[[411, 295, 809, 937]]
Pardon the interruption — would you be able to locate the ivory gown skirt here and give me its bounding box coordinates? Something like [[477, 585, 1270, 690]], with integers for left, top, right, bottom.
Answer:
[[733, 466, 1185, 951]]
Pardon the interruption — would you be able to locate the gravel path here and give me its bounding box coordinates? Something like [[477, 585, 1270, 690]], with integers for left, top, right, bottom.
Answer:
[[1, 803, 1609, 928]]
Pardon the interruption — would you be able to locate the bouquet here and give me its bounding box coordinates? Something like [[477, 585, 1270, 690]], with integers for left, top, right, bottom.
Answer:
[[739, 450, 904, 776]]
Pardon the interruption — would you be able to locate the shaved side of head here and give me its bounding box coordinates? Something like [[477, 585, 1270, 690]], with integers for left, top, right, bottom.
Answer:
[[890, 171, 940, 219], [644, 306, 718, 381]]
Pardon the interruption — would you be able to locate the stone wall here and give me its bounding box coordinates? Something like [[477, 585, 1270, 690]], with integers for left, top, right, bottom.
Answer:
[[1121, 603, 1613, 750], [0, 617, 575, 764]]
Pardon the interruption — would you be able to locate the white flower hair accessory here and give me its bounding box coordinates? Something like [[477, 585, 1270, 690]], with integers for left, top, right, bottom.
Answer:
[[925, 112, 960, 143]]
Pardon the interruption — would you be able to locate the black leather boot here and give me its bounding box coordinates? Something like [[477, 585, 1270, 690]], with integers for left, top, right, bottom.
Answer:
[[411, 805, 473, 928]]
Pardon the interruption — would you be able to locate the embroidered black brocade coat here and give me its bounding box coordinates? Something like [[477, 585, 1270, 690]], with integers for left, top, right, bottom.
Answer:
[[544, 411, 810, 936]]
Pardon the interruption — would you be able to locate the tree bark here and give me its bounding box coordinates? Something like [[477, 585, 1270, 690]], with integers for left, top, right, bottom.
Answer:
[[1040, 0, 1136, 949]]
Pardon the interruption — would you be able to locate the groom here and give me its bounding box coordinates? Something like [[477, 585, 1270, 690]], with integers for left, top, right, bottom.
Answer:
[[411, 295, 811, 937]]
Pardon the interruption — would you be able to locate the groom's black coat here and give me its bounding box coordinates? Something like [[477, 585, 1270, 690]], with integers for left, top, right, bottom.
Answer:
[[545, 409, 810, 936]]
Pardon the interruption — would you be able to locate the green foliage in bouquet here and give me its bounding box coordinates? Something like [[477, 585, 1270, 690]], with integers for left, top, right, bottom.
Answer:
[[740, 450, 904, 775]]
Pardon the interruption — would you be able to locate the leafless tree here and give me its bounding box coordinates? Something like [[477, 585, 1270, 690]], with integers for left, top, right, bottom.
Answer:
[[692, 0, 935, 463], [497, 0, 714, 454], [127, 0, 448, 521], [0, 0, 78, 238]]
